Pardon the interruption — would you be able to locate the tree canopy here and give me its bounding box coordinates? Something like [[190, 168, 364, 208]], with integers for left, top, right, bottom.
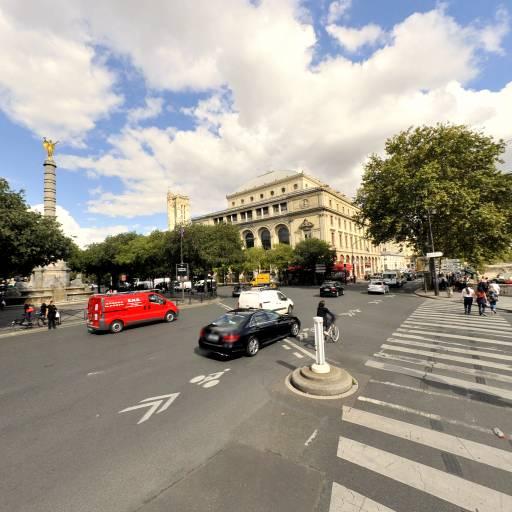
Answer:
[[0, 178, 75, 278], [293, 238, 336, 270], [355, 124, 512, 266]]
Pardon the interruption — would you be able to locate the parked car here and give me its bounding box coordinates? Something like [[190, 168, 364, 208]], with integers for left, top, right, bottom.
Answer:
[[173, 280, 192, 291], [87, 291, 178, 333], [238, 289, 294, 314], [319, 281, 344, 297], [368, 280, 390, 294], [198, 309, 301, 357]]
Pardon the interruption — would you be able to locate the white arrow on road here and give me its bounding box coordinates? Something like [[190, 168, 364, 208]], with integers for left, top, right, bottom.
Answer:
[[119, 392, 180, 424]]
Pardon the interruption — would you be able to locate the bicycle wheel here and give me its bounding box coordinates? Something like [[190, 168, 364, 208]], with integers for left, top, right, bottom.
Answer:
[[330, 325, 340, 342], [37, 317, 45, 327]]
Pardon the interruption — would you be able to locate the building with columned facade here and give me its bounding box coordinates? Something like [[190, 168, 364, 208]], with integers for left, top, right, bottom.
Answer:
[[191, 170, 411, 277]]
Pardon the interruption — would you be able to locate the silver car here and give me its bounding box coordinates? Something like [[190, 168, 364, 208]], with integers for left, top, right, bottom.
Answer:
[[368, 280, 389, 294]]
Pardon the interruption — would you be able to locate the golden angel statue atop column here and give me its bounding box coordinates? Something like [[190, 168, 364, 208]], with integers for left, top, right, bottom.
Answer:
[[42, 137, 59, 160]]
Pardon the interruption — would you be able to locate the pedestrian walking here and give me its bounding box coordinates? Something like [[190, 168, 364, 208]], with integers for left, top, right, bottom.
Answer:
[[24, 301, 34, 323], [0, 295, 5, 311], [475, 288, 488, 316], [461, 285, 475, 315], [488, 288, 499, 314], [47, 301, 58, 329], [489, 281, 500, 295]]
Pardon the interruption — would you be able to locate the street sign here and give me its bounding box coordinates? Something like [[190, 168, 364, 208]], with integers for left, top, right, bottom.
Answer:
[[176, 263, 188, 276], [119, 392, 180, 424], [426, 251, 443, 258]]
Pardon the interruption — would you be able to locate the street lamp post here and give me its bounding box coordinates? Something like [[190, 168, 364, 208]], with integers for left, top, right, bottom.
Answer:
[[426, 207, 439, 297]]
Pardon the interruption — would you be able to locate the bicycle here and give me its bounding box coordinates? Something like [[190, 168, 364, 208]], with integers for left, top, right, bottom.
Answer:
[[35, 312, 47, 327], [324, 322, 341, 343]]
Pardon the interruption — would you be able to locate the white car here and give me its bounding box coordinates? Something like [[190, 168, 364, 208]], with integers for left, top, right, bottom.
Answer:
[[238, 289, 294, 314], [368, 280, 389, 294]]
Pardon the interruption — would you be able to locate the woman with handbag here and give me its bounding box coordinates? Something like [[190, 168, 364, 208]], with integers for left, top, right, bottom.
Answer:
[[475, 288, 487, 316]]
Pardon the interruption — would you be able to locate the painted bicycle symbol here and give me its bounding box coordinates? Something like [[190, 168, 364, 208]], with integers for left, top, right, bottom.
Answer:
[[189, 369, 231, 388]]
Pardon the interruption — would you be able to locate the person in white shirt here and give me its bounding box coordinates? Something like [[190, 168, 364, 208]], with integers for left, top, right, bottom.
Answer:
[[489, 282, 500, 295], [461, 285, 475, 315]]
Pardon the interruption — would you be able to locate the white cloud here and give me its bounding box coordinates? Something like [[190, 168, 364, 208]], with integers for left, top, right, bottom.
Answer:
[[32, 204, 129, 247], [327, 23, 386, 52], [0, 7, 122, 144], [127, 97, 164, 124], [4, 2, 512, 222], [327, 0, 352, 24], [476, 7, 510, 54]]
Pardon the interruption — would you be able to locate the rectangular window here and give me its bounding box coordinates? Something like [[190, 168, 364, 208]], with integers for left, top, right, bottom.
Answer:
[[330, 215, 334, 226], [331, 232, 335, 246], [345, 234, 348, 247], [240, 212, 246, 221], [344, 220, 347, 229], [247, 210, 253, 220], [256, 208, 262, 218], [329, 200, 332, 207], [338, 218, 341, 228], [280, 202, 287, 212], [273, 204, 279, 214], [262, 206, 269, 216], [339, 233, 343, 247], [231, 214, 237, 222]]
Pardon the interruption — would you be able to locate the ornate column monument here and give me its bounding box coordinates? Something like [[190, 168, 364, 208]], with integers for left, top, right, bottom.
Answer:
[[42, 137, 58, 218]]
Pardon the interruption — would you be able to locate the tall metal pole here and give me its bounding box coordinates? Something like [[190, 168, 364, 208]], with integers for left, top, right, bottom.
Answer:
[[180, 225, 185, 303], [427, 208, 439, 296]]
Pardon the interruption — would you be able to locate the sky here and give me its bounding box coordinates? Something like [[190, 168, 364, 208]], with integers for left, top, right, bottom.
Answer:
[[1, 0, 511, 247]]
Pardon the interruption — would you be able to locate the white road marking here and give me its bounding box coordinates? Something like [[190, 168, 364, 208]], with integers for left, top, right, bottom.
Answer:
[[373, 351, 512, 384], [386, 337, 512, 361], [402, 320, 512, 338], [413, 309, 509, 321], [284, 338, 316, 360], [329, 482, 396, 512], [368, 379, 471, 402], [293, 352, 304, 359], [342, 406, 512, 472], [356, 396, 493, 433], [410, 313, 509, 327], [379, 344, 512, 371], [87, 371, 105, 376], [392, 331, 510, 351], [365, 359, 512, 402], [337, 437, 512, 512], [368, 301, 382, 304], [282, 344, 291, 350], [119, 392, 180, 424], [189, 369, 230, 388], [305, 429, 318, 446], [218, 302, 232, 310], [396, 328, 512, 347]]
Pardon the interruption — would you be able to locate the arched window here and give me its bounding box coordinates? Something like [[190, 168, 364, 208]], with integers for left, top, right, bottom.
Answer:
[[244, 231, 254, 249], [260, 228, 271, 250], [277, 226, 290, 245]]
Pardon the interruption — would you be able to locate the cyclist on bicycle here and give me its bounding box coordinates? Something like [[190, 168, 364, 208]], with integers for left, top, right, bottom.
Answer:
[[317, 300, 335, 335]]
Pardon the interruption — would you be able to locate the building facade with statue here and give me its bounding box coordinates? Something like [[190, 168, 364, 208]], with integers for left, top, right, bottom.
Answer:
[[191, 170, 409, 277]]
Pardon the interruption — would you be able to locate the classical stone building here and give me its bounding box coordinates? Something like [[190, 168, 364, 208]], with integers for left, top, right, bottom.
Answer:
[[167, 191, 191, 230], [192, 170, 403, 277]]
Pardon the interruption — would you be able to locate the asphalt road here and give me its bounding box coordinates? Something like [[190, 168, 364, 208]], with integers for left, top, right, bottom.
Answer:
[[1, 282, 511, 512]]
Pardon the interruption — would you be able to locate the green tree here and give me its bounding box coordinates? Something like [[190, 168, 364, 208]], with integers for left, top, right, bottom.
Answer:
[[267, 243, 295, 273], [293, 238, 336, 270], [355, 124, 512, 266], [242, 247, 270, 274], [0, 178, 74, 278]]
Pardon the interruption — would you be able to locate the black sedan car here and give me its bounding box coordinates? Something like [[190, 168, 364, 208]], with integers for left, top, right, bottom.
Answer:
[[319, 281, 344, 297], [198, 309, 301, 357]]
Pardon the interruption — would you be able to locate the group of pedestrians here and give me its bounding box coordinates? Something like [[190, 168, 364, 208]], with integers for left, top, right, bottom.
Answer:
[[23, 300, 59, 329], [461, 278, 500, 316]]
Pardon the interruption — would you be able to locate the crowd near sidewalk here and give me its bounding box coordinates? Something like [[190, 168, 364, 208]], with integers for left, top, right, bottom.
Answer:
[[415, 282, 512, 314]]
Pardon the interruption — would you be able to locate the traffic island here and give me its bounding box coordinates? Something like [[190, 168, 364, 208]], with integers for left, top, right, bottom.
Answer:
[[287, 365, 357, 399], [286, 316, 358, 400]]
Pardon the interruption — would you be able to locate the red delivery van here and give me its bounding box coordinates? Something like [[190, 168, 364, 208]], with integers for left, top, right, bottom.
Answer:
[[87, 291, 179, 333]]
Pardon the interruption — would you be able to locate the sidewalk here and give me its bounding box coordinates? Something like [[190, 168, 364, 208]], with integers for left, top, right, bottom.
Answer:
[[414, 288, 512, 313]]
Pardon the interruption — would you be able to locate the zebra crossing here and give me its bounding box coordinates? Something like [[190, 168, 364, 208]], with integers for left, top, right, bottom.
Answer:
[[329, 299, 512, 512]]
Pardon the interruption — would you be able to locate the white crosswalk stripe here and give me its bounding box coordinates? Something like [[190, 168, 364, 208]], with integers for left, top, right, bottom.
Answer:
[[329, 299, 512, 512], [337, 437, 512, 512]]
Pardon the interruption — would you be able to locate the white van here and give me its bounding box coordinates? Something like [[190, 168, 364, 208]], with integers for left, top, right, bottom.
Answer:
[[238, 289, 294, 314], [382, 270, 404, 288]]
